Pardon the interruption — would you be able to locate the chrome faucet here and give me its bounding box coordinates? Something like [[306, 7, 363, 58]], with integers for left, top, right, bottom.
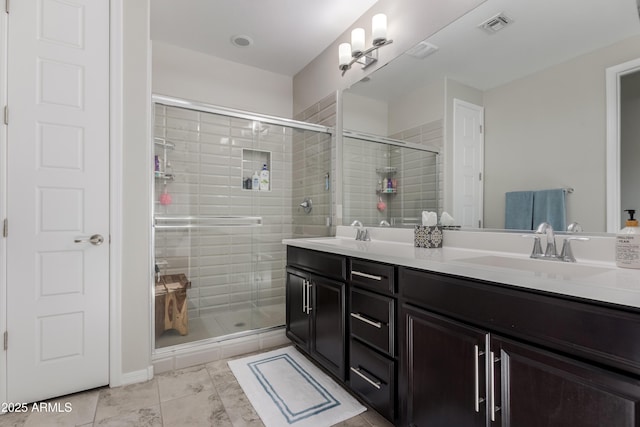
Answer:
[[536, 222, 557, 258], [524, 222, 590, 262], [351, 220, 370, 241]]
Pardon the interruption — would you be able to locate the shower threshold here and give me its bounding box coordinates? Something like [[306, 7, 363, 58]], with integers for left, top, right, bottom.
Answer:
[[154, 303, 285, 350]]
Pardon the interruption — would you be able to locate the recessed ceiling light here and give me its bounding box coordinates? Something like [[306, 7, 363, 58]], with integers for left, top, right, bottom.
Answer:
[[231, 34, 253, 48]]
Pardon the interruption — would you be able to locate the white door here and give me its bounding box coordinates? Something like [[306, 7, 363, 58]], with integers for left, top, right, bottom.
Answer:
[[6, 0, 109, 402], [452, 99, 484, 228]]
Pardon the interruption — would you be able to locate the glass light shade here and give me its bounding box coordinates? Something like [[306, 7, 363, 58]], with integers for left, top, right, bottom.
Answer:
[[351, 28, 365, 56], [372, 13, 387, 45], [338, 43, 352, 67]]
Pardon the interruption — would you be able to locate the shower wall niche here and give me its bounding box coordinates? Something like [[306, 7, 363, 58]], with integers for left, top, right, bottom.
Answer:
[[152, 97, 332, 349]]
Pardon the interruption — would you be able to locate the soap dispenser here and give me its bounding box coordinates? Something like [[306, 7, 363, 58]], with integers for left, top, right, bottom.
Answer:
[[616, 209, 640, 268]]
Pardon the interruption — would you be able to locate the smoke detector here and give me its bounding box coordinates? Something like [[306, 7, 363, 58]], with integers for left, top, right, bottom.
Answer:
[[478, 13, 513, 34], [405, 41, 439, 59]]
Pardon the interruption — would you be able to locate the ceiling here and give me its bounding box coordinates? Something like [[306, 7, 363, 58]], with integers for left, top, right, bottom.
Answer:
[[348, 0, 640, 100], [151, 0, 640, 91], [150, 0, 380, 77]]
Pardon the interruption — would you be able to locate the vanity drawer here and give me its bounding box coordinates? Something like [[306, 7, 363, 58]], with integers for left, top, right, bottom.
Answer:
[[399, 267, 640, 376], [350, 288, 394, 356], [349, 338, 395, 421], [286, 246, 346, 281], [350, 258, 395, 294]]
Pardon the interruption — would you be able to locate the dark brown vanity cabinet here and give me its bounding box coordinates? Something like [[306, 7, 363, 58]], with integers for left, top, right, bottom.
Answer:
[[348, 258, 397, 422], [402, 304, 487, 426], [286, 247, 347, 381], [399, 267, 640, 427]]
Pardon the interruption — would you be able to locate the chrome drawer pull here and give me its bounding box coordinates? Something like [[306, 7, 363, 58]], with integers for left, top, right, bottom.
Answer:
[[490, 351, 501, 421], [350, 367, 381, 389], [350, 312, 383, 329], [474, 344, 486, 412], [351, 270, 383, 281]]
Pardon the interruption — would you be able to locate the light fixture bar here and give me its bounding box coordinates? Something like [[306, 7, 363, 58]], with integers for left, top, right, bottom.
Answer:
[[339, 39, 393, 76], [338, 13, 393, 76]]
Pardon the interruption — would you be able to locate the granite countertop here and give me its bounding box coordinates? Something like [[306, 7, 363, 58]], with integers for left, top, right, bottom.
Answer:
[[283, 227, 640, 310]]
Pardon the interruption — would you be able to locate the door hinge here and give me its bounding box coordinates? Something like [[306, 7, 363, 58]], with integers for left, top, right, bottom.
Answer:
[[479, 124, 483, 133], [3, 106, 8, 125], [3, 331, 7, 350], [2, 218, 6, 237], [478, 220, 482, 228], [5, 0, 8, 14], [479, 172, 482, 181]]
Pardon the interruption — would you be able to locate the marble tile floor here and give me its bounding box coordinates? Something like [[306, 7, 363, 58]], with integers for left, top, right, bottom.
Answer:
[[0, 347, 394, 427], [156, 304, 286, 349]]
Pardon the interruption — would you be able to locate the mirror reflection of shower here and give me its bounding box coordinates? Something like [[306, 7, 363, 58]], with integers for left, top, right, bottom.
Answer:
[[342, 133, 439, 227]]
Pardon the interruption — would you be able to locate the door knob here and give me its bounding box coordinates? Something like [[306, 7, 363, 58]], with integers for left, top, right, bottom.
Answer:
[[74, 234, 104, 246]]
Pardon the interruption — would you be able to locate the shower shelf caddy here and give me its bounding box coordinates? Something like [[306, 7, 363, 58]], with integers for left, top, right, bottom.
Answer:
[[154, 138, 175, 181], [376, 166, 398, 194]]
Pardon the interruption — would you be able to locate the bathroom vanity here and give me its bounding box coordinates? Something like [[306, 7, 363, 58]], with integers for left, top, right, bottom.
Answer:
[[284, 228, 640, 426]]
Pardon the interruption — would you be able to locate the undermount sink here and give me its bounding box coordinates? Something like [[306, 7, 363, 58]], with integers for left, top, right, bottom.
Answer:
[[459, 255, 613, 278]]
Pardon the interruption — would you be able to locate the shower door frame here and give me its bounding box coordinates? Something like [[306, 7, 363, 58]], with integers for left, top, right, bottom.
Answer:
[[150, 94, 334, 354]]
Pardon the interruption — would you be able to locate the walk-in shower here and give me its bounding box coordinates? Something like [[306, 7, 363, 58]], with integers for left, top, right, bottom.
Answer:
[[152, 96, 332, 349]]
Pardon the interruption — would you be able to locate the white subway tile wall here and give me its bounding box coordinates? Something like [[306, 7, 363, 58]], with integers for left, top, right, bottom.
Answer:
[[293, 93, 336, 236], [153, 104, 332, 335], [389, 119, 444, 217]]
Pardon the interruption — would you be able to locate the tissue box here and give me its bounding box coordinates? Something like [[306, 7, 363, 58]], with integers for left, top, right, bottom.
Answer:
[[414, 225, 443, 248]]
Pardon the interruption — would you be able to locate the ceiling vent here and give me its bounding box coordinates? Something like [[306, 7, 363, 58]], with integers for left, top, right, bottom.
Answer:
[[405, 41, 439, 59], [478, 13, 513, 34]]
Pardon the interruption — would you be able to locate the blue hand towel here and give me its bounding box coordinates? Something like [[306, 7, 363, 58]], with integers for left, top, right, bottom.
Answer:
[[533, 189, 566, 231], [505, 191, 534, 230]]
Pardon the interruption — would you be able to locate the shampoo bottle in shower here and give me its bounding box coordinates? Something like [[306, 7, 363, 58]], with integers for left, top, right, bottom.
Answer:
[[259, 164, 270, 191], [252, 171, 260, 191], [616, 209, 640, 268]]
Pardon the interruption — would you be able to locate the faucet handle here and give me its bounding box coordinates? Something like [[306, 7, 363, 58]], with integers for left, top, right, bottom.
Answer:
[[522, 234, 544, 259], [559, 236, 590, 262]]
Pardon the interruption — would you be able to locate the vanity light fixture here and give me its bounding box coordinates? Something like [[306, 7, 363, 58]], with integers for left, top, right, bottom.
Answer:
[[338, 13, 393, 76]]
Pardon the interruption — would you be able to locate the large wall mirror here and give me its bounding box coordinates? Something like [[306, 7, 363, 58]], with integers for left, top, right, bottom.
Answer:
[[341, 0, 640, 233]]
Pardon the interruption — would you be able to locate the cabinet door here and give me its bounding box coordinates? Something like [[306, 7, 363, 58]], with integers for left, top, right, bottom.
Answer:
[[401, 304, 487, 427], [286, 268, 310, 348], [493, 336, 640, 427], [311, 275, 346, 380]]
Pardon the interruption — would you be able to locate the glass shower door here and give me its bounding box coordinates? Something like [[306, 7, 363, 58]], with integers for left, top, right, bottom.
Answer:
[[153, 98, 333, 350]]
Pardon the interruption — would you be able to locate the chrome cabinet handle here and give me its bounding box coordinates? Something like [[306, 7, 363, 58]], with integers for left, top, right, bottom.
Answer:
[[74, 234, 104, 246], [474, 345, 486, 412], [351, 270, 382, 281], [350, 312, 383, 329], [490, 351, 501, 422], [302, 279, 307, 314], [306, 282, 312, 314], [350, 367, 381, 389]]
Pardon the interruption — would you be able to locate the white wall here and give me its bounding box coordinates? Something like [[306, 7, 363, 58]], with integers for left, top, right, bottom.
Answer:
[[153, 42, 293, 118], [388, 79, 444, 135], [343, 92, 388, 135], [122, 0, 152, 377], [483, 34, 640, 231]]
